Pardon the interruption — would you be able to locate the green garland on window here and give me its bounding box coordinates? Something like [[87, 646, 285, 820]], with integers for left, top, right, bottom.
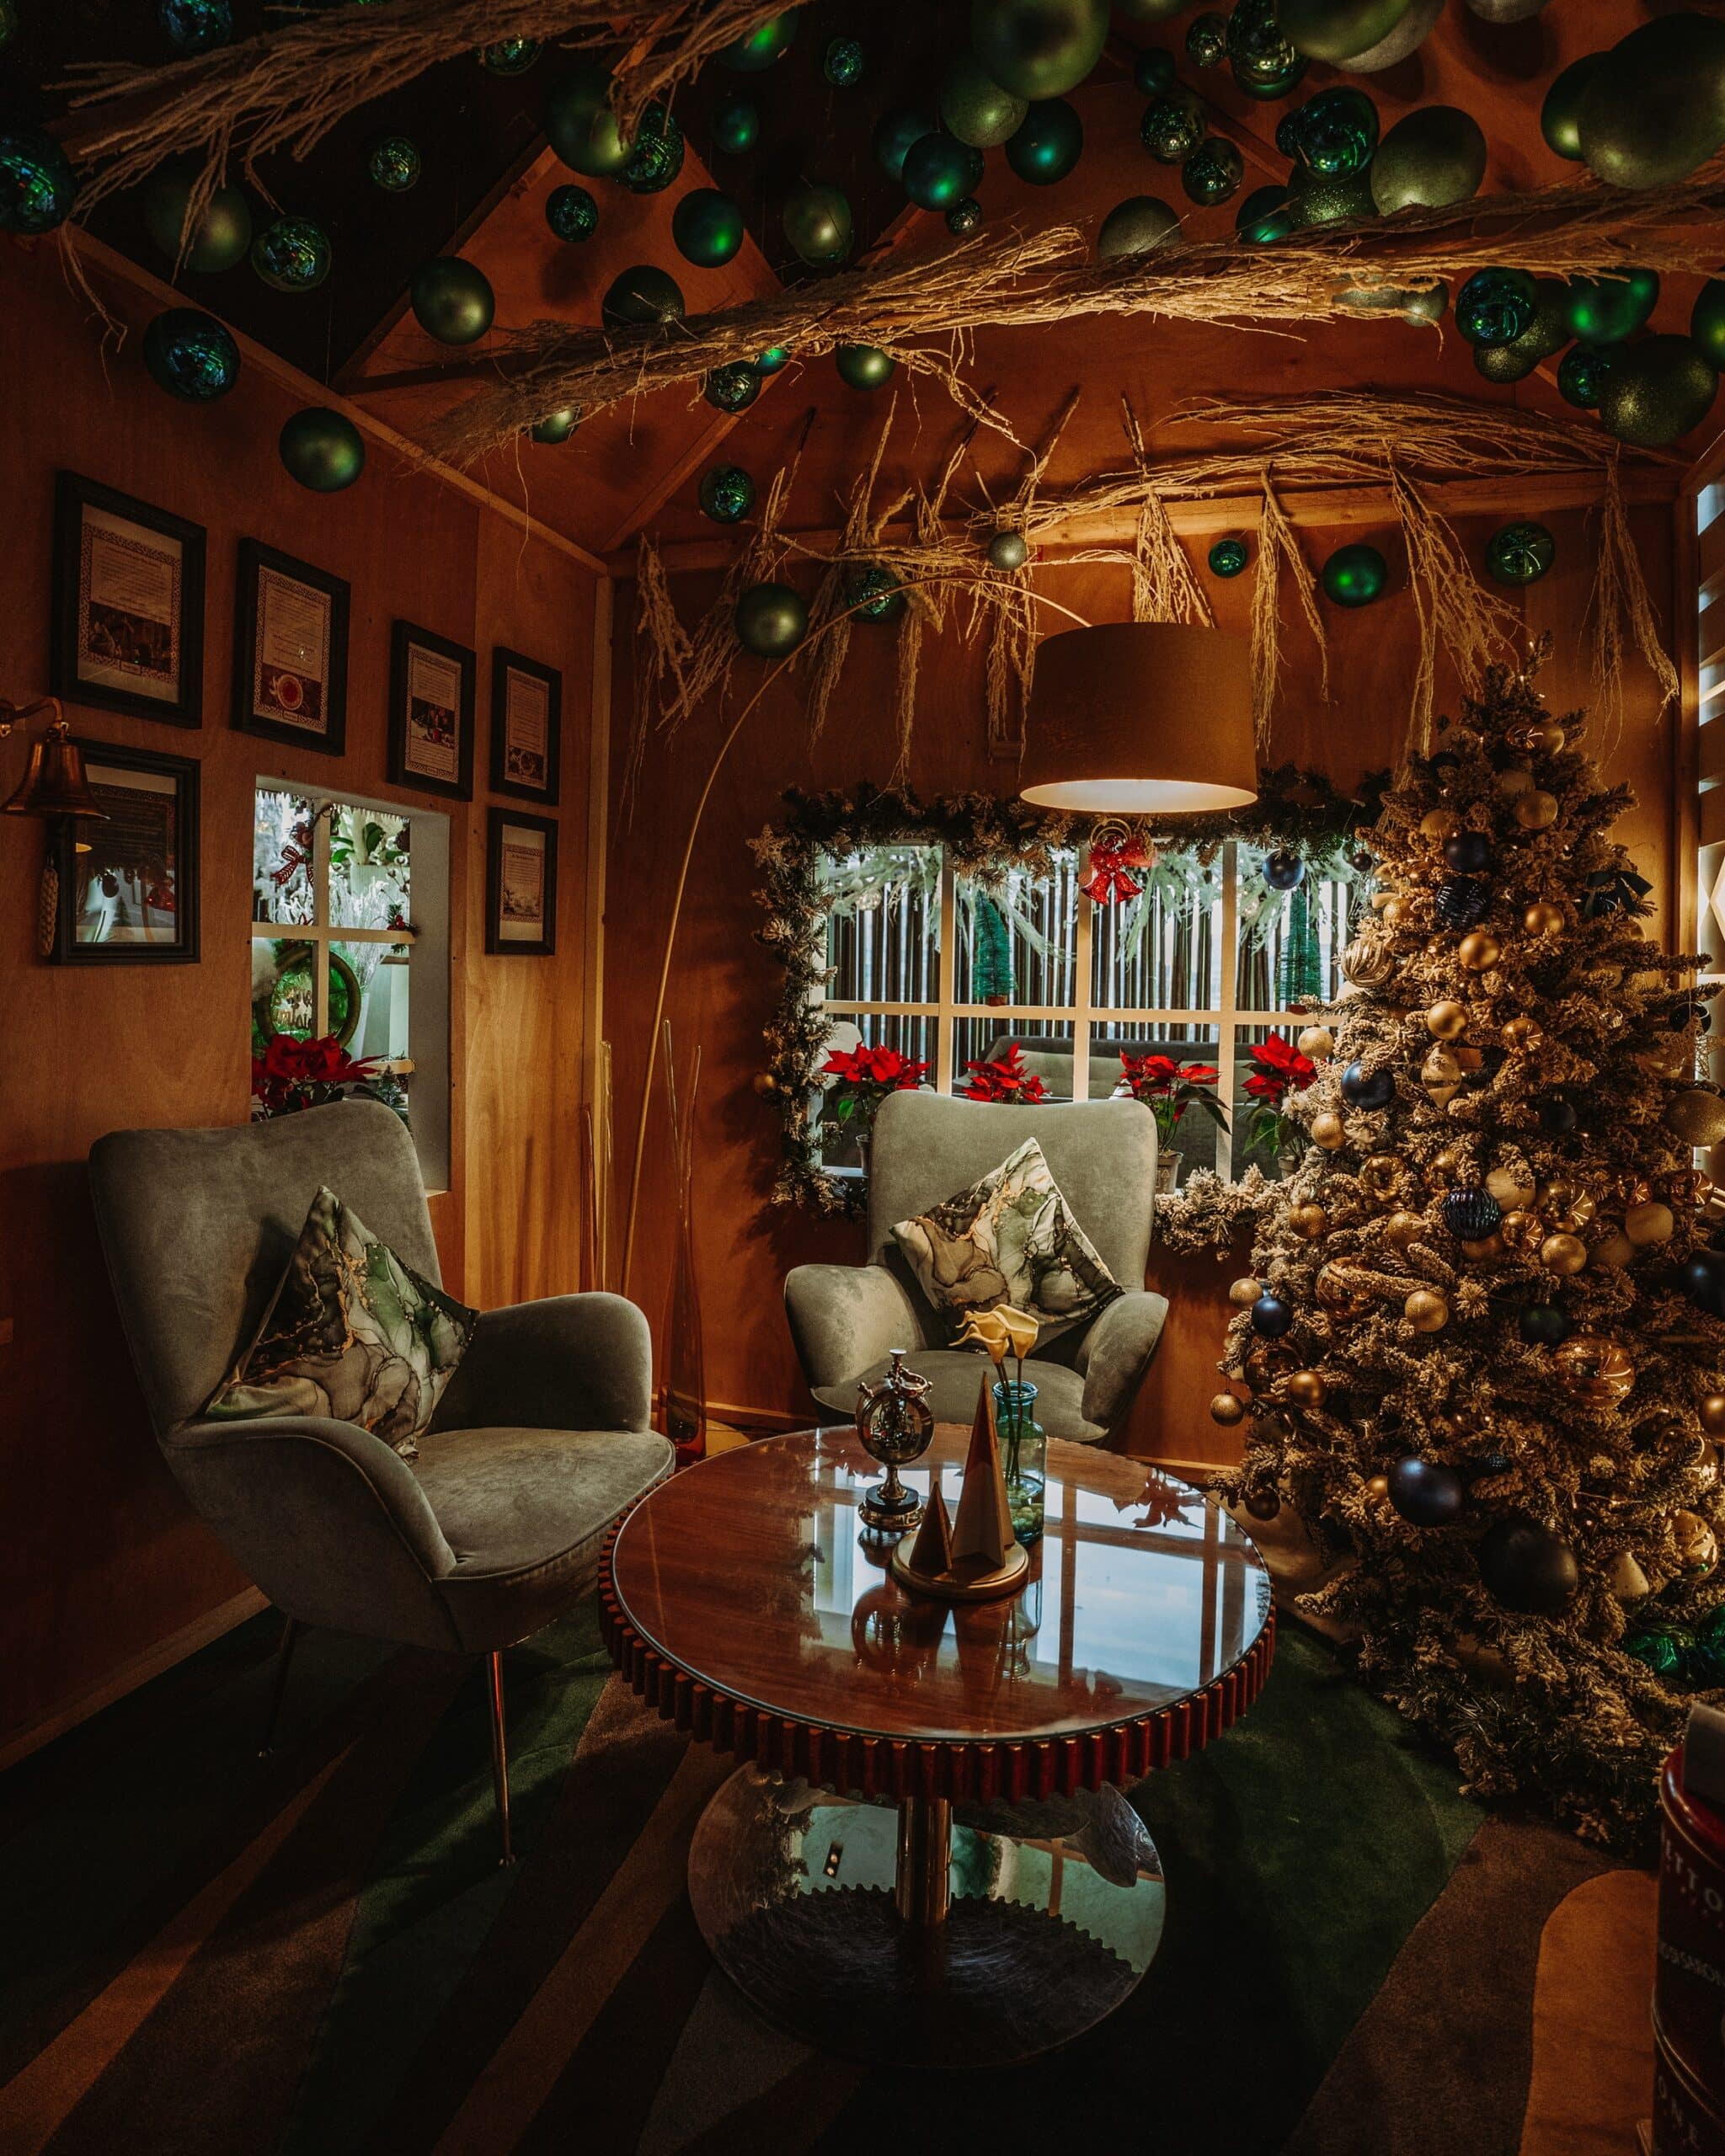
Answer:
[[750, 769, 1388, 1219]]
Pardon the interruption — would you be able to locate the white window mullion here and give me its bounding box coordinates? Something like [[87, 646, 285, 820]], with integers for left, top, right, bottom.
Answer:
[[936, 855, 956, 1095], [1072, 843, 1093, 1104], [1217, 839, 1241, 1182], [312, 803, 332, 1038]]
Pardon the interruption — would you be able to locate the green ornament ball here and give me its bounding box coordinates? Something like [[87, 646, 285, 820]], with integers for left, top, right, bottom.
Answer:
[[545, 183, 597, 243], [698, 464, 756, 524], [160, 0, 232, 56], [783, 181, 852, 264], [1557, 342, 1615, 409], [1338, 280, 1447, 324], [623, 104, 684, 195], [988, 530, 1029, 571], [1183, 137, 1242, 206], [480, 36, 539, 75], [1455, 266, 1536, 350], [1598, 334, 1720, 449], [529, 407, 580, 445], [904, 131, 985, 211], [410, 257, 494, 345], [836, 343, 895, 390], [368, 136, 421, 194], [1097, 194, 1179, 258], [1289, 87, 1378, 178], [969, 0, 1108, 101], [1541, 54, 1604, 162], [712, 95, 760, 157], [1133, 48, 1177, 96], [1, 130, 77, 236], [1140, 88, 1202, 164], [735, 581, 808, 657], [1117, 0, 1186, 20], [703, 361, 761, 414], [756, 344, 790, 374], [718, 11, 798, 70], [1007, 98, 1083, 184], [280, 407, 365, 494], [1624, 1629, 1686, 1682], [1186, 12, 1229, 67], [1276, 0, 1413, 63], [1343, 0, 1441, 73], [251, 215, 331, 293], [1564, 269, 1659, 347], [873, 109, 937, 182], [1482, 278, 1572, 373], [947, 196, 985, 236], [1236, 184, 1295, 244], [1322, 542, 1388, 607], [546, 62, 631, 179], [1472, 340, 1541, 386], [142, 159, 251, 270], [142, 308, 239, 401], [824, 36, 865, 87], [673, 189, 744, 267], [1485, 521, 1556, 587], [1370, 105, 1486, 215], [1692, 280, 1725, 370], [1284, 168, 1377, 229], [941, 50, 1029, 147], [1578, 13, 1725, 191], [1226, 0, 1307, 97], [602, 264, 686, 328], [846, 563, 905, 622], [1209, 536, 1249, 577]]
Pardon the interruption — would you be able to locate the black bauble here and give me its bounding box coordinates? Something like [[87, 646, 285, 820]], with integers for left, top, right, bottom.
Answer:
[[1251, 1292, 1294, 1337], [1341, 1060, 1393, 1110], [1682, 1253, 1725, 1317], [1444, 830, 1493, 875], [1478, 1518, 1578, 1615], [1263, 849, 1305, 892], [1441, 1187, 1502, 1241], [1538, 1096, 1578, 1138], [1388, 1456, 1466, 1527], [1432, 877, 1490, 930], [1519, 1302, 1571, 1346]]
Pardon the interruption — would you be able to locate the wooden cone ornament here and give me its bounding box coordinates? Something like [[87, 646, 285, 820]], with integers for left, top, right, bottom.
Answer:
[[891, 1377, 1030, 1601], [902, 1479, 954, 1577]]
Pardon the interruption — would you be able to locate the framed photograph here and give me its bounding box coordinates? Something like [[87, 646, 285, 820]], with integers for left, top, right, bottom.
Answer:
[[485, 808, 558, 956], [53, 739, 200, 965], [51, 472, 206, 727], [489, 647, 562, 806], [232, 540, 350, 755], [388, 621, 474, 802]]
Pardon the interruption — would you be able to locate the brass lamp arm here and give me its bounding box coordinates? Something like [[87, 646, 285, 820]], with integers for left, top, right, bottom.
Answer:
[[0, 694, 66, 738]]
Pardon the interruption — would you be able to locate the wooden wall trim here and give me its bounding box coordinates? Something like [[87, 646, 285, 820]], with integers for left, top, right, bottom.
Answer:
[[1676, 494, 1702, 964], [583, 575, 613, 1286]]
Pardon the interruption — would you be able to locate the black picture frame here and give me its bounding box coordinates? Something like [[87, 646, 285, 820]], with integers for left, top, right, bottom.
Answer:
[[232, 540, 350, 756], [51, 472, 206, 727], [485, 807, 558, 957], [489, 646, 562, 807], [53, 739, 200, 965], [387, 620, 475, 803]]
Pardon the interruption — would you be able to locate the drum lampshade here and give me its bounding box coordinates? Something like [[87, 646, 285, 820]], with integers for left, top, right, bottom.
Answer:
[[1020, 622, 1258, 812]]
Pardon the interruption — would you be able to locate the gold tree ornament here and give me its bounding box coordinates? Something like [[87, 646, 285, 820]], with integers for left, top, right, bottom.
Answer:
[[1501, 1015, 1541, 1049], [1427, 1147, 1466, 1188], [1589, 1230, 1636, 1269], [1290, 1203, 1329, 1240], [1425, 1000, 1467, 1039], [1461, 1232, 1505, 1261], [1423, 1045, 1463, 1106], [1385, 1209, 1425, 1250], [1418, 809, 1458, 841], [1540, 1178, 1597, 1232], [1497, 766, 1535, 798], [1404, 1289, 1450, 1332], [1523, 902, 1565, 936], [1514, 790, 1560, 830], [1297, 1025, 1334, 1059], [1555, 1335, 1635, 1407], [1342, 935, 1395, 988], [1459, 931, 1502, 971], [1609, 1550, 1651, 1601], [1210, 1391, 1246, 1425], [1318, 1260, 1377, 1314], [1286, 1369, 1327, 1406], [1311, 1110, 1348, 1150], [1700, 1394, 1725, 1436], [1666, 1090, 1725, 1148], [1364, 1474, 1391, 1506], [1541, 1231, 1589, 1274], [1671, 1510, 1719, 1578], [1499, 1209, 1542, 1251], [1623, 1201, 1675, 1246], [1487, 1165, 1535, 1210], [1359, 1154, 1407, 1202], [1228, 1276, 1263, 1306]]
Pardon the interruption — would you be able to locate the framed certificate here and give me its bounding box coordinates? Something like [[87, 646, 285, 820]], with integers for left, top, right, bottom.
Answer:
[[51, 473, 206, 726], [489, 647, 562, 806], [485, 808, 558, 956], [388, 621, 474, 802], [52, 739, 200, 965], [232, 541, 350, 755]]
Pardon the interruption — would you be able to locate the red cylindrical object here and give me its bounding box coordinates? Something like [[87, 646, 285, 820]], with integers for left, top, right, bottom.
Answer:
[[1653, 1748, 1725, 2153]]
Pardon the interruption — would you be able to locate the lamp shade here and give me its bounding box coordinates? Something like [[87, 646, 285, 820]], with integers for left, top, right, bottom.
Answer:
[[1020, 622, 1258, 812]]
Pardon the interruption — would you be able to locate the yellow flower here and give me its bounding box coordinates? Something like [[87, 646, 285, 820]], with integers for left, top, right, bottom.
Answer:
[[996, 1305, 1039, 1362], [955, 1309, 1011, 1364]]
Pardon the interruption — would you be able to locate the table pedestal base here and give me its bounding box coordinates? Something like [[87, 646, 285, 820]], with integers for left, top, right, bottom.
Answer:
[[686, 1764, 1166, 2067]]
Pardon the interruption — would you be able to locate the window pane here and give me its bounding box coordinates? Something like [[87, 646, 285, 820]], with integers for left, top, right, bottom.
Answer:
[[1232, 1022, 1311, 1182], [253, 787, 316, 926], [1092, 847, 1221, 1012], [820, 846, 939, 1006], [953, 1018, 1075, 1102], [330, 803, 412, 932], [1091, 1022, 1226, 1177], [809, 1010, 935, 1171], [954, 853, 1078, 1008], [338, 939, 412, 1064], [1235, 843, 1365, 1012]]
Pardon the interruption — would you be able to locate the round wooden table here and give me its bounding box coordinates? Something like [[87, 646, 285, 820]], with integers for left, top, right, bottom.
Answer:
[[599, 1423, 1274, 2065]]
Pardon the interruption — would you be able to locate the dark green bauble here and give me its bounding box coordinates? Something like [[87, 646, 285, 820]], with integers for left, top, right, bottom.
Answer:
[[142, 160, 252, 270], [970, 0, 1108, 100], [947, 195, 985, 236], [941, 50, 1030, 147], [1478, 1518, 1578, 1615], [1578, 13, 1725, 190], [1455, 267, 1536, 350], [1557, 343, 1615, 410], [1007, 99, 1083, 184], [1518, 1302, 1570, 1346], [480, 36, 540, 75], [546, 183, 598, 243], [1541, 54, 1604, 161], [529, 407, 580, 444], [1284, 168, 1377, 229], [410, 258, 494, 345], [824, 37, 865, 88], [735, 582, 808, 657], [1133, 48, 1178, 96], [698, 463, 756, 524], [711, 94, 760, 157], [1097, 194, 1179, 258], [0, 131, 77, 237], [1343, 0, 1440, 72], [1277, 0, 1414, 63], [1564, 270, 1658, 347], [903, 131, 985, 211], [717, 11, 799, 70], [756, 344, 790, 374], [1599, 335, 1720, 448], [1116, 0, 1187, 19], [1186, 12, 1229, 67], [1624, 1629, 1687, 1682], [601, 264, 686, 328], [1473, 340, 1541, 386], [1209, 536, 1248, 577], [623, 104, 684, 195], [1370, 105, 1484, 214], [546, 63, 630, 179], [989, 530, 1029, 571], [1290, 87, 1378, 178], [160, 0, 232, 55], [279, 408, 365, 494], [704, 361, 761, 414], [1226, 0, 1307, 98], [1486, 521, 1556, 587], [368, 136, 421, 195], [251, 216, 331, 293], [1338, 280, 1448, 324], [1322, 542, 1388, 607], [1687, 1632, 1725, 1687], [846, 563, 905, 623], [1481, 278, 1572, 374], [836, 343, 895, 390], [672, 189, 744, 267], [1693, 280, 1725, 370], [143, 308, 239, 401], [1183, 136, 1242, 206], [873, 109, 937, 183], [1140, 88, 1203, 164], [1236, 184, 1295, 244], [783, 181, 852, 264]]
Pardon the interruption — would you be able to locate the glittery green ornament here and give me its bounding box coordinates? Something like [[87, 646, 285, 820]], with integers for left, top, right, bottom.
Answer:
[[1577, 13, 1725, 191], [546, 62, 630, 179], [1277, 0, 1415, 63], [1370, 105, 1485, 213], [699, 464, 756, 524], [1007, 98, 1083, 184], [1322, 542, 1387, 607], [1599, 335, 1720, 450], [1186, 12, 1229, 65], [545, 183, 597, 242], [1485, 521, 1555, 587], [1182, 136, 1242, 205], [704, 361, 761, 414], [623, 104, 684, 195], [1284, 168, 1377, 229], [530, 408, 580, 444], [602, 264, 686, 328], [1097, 195, 1178, 258], [712, 95, 760, 156], [846, 563, 905, 622], [1557, 343, 1615, 410], [947, 196, 985, 237], [251, 216, 332, 293], [1624, 1629, 1686, 1681], [369, 136, 422, 194], [824, 36, 864, 86], [836, 344, 895, 390], [1209, 536, 1248, 577], [0, 130, 78, 236], [1564, 270, 1659, 348], [673, 189, 745, 267], [717, 11, 798, 70], [1288, 86, 1378, 177], [988, 531, 1029, 571], [480, 36, 540, 74], [1692, 281, 1725, 370], [941, 51, 1029, 147], [143, 308, 240, 401], [1454, 267, 1535, 350], [873, 110, 937, 182], [1140, 88, 1202, 163]]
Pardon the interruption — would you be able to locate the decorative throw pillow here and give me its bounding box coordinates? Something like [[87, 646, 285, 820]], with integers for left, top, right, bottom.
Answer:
[[889, 1138, 1122, 1341], [203, 1186, 477, 1460]]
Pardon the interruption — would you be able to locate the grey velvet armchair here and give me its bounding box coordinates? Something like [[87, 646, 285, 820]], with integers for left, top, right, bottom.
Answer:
[[88, 1098, 670, 1864], [784, 1092, 1168, 1444]]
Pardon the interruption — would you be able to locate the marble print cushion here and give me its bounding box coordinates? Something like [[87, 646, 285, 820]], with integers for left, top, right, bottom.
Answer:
[[889, 1137, 1122, 1341], [204, 1185, 477, 1459]]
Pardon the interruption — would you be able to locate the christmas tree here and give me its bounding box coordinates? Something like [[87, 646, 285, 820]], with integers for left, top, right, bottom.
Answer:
[[1216, 644, 1725, 1847]]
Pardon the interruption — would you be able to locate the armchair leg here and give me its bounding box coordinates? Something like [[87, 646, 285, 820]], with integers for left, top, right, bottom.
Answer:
[[259, 1615, 302, 1758], [486, 1651, 515, 1868]]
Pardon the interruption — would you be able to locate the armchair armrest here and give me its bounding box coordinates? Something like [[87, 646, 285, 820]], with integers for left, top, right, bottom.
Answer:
[[1076, 1290, 1170, 1435], [784, 1263, 926, 1396], [430, 1291, 652, 1435]]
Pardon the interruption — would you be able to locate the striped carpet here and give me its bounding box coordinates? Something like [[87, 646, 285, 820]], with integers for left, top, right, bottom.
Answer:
[[0, 1607, 1657, 2155]]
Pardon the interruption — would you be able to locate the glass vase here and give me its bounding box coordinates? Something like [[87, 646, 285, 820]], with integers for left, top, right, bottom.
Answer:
[[993, 1378, 1046, 1547]]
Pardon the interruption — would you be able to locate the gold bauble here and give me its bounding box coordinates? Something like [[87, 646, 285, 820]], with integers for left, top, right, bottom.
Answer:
[[1508, 718, 1565, 754], [1523, 902, 1564, 937], [1498, 1209, 1541, 1250], [1404, 1288, 1450, 1332], [1385, 1209, 1425, 1250], [1425, 1000, 1467, 1039], [1589, 1230, 1635, 1270], [1228, 1276, 1263, 1307], [1359, 1154, 1406, 1203], [1342, 934, 1395, 989], [1500, 1015, 1541, 1051], [1422, 1045, 1462, 1107], [1290, 1203, 1329, 1240], [1666, 1090, 1725, 1148], [1497, 765, 1535, 798], [1701, 1394, 1725, 1436], [1296, 1025, 1334, 1061], [751, 1071, 779, 1096], [1210, 1391, 1246, 1426], [1418, 808, 1458, 841], [1514, 790, 1559, 830], [1460, 1232, 1505, 1261], [1381, 895, 1412, 929], [1311, 1110, 1347, 1150], [1286, 1369, 1327, 1408], [1317, 1259, 1376, 1314], [1539, 1179, 1597, 1233], [1554, 1333, 1635, 1407], [1623, 1201, 1675, 1247], [1541, 1231, 1588, 1274], [1486, 1166, 1535, 1211], [1458, 931, 1502, 972], [1609, 1550, 1651, 1602], [1637, 1033, 1691, 1080], [1428, 1147, 1466, 1189], [1671, 1510, 1719, 1578], [1365, 1473, 1391, 1505]]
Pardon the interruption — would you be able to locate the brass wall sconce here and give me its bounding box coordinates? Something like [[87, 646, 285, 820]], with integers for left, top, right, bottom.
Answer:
[[1, 695, 109, 956]]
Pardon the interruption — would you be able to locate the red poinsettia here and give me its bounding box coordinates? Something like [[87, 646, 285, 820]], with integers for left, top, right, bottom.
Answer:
[[1242, 1032, 1317, 1163], [1118, 1049, 1228, 1145], [960, 1043, 1049, 1103], [820, 1041, 928, 1136], [252, 1033, 383, 1119]]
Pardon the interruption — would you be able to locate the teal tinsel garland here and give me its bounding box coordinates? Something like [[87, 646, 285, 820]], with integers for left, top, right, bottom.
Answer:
[[972, 892, 1014, 1001]]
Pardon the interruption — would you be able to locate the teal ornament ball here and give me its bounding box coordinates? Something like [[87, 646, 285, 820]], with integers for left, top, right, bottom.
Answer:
[[1277, 0, 1414, 63], [836, 343, 895, 390], [1140, 89, 1202, 164], [1455, 267, 1535, 350], [1183, 137, 1242, 205], [873, 109, 937, 182], [1624, 1630, 1686, 1682], [1236, 184, 1295, 243], [1564, 270, 1658, 347], [712, 94, 760, 156], [824, 37, 864, 87], [1133, 49, 1177, 96], [1290, 88, 1379, 178], [1577, 13, 1725, 190], [1322, 542, 1388, 607], [947, 196, 985, 236], [160, 0, 232, 55], [546, 183, 597, 242], [529, 407, 579, 444], [1693, 280, 1725, 370], [756, 344, 790, 374], [989, 530, 1029, 571], [703, 361, 761, 414], [970, 0, 1108, 101], [602, 264, 686, 327], [718, 11, 798, 70], [480, 36, 540, 75], [1007, 99, 1082, 184], [846, 564, 905, 622], [623, 104, 684, 195], [1097, 194, 1179, 258], [1226, 0, 1307, 96], [1186, 12, 1229, 66], [142, 160, 251, 270], [143, 308, 239, 401], [1599, 335, 1719, 449], [783, 181, 852, 265], [0, 130, 77, 236], [1541, 54, 1603, 161], [904, 132, 984, 211], [942, 51, 1029, 147], [1209, 536, 1248, 577], [673, 189, 744, 267], [735, 582, 809, 656], [698, 464, 756, 525], [410, 258, 494, 345], [280, 408, 366, 494], [1370, 105, 1486, 214], [251, 216, 332, 293], [1485, 521, 1556, 587], [369, 136, 421, 194], [1484, 278, 1572, 373], [546, 63, 631, 179], [1557, 343, 1615, 409]]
